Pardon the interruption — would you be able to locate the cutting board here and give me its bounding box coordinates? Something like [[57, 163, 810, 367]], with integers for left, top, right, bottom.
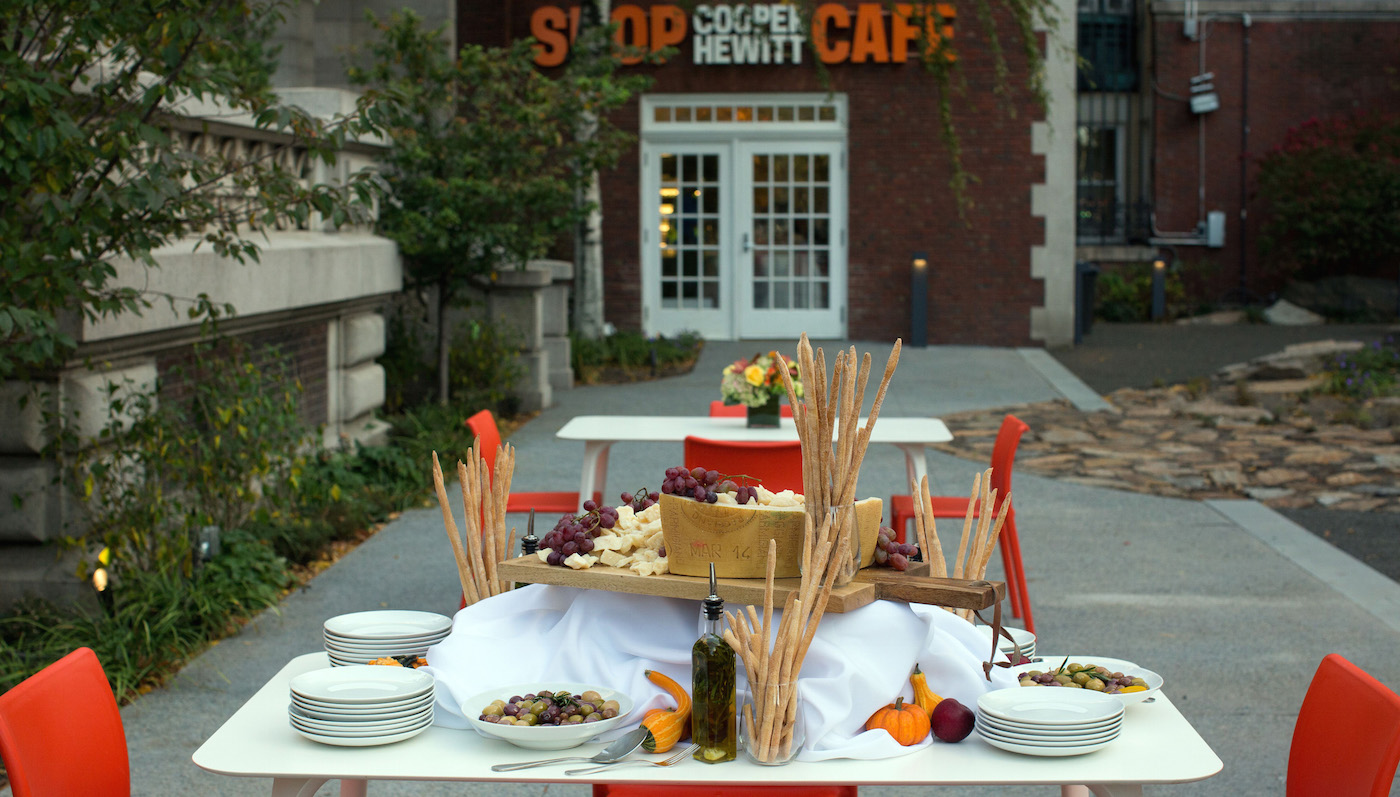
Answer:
[[496, 556, 1004, 613]]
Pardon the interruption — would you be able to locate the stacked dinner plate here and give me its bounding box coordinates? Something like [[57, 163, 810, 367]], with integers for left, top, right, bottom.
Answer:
[[975, 688, 1124, 757], [974, 624, 1037, 661], [288, 665, 435, 746], [322, 610, 452, 667]]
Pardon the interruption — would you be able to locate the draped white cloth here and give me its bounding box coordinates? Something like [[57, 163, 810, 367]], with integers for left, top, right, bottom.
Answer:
[[425, 584, 1017, 761]]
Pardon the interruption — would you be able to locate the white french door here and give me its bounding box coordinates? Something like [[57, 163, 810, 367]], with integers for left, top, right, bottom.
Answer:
[[640, 95, 847, 341]]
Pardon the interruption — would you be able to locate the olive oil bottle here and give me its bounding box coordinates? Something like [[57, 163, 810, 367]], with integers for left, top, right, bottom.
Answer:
[[692, 563, 736, 762]]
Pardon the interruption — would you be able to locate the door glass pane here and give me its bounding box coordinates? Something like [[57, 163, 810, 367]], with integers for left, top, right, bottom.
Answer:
[[773, 282, 790, 309], [774, 156, 789, 181], [814, 187, 829, 213], [682, 281, 699, 308], [754, 281, 769, 308], [662, 249, 677, 276], [794, 251, 808, 276], [816, 282, 829, 308], [746, 147, 837, 320], [662, 282, 678, 307], [661, 154, 677, 182], [753, 155, 768, 182], [795, 187, 809, 213], [754, 187, 769, 213], [774, 251, 790, 277], [703, 281, 719, 308], [683, 249, 698, 276], [774, 187, 789, 213], [814, 155, 829, 182], [702, 188, 718, 213], [703, 155, 719, 182], [774, 219, 789, 245], [754, 252, 768, 276], [658, 150, 722, 316], [793, 282, 809, 309], [794, 155, 809, 181], [703, 251, 719, 277]]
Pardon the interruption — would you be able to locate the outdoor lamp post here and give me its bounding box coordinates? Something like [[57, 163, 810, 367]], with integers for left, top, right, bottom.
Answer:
[[911, 253, 928, 347], [1151, 257, 1167, 321]]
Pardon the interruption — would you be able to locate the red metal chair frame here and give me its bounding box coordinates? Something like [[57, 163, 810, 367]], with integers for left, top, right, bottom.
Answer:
[[708, 400, 794, 418], [889, 414, 1034, 634]]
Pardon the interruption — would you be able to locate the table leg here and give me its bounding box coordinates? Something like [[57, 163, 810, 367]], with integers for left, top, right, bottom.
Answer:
[[578, 441, 613, 512], [271, 777, 328, 797], [894, 444, 929, 494], [339, 778, 369, 797], [1085, 785, 1144, 797]]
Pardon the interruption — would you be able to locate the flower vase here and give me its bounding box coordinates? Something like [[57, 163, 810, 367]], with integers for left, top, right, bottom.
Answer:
[[746, 398, 781, 428]]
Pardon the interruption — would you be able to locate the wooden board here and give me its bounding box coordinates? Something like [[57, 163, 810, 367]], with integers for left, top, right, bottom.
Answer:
[[497, 556, 1004, 613]]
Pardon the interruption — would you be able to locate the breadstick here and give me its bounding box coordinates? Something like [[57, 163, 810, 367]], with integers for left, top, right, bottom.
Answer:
[[433, 452, 479, 606], [457, 459, 488, 602], [918, 475, 947, 577], [952, 471, 981, 579]]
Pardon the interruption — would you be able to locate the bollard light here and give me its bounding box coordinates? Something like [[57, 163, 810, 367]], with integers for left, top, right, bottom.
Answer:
[[1151, 258, 1167, 321], [910, 253, 929, 348]]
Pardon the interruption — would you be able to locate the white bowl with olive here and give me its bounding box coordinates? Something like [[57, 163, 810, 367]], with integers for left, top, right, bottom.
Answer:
[[465, 682, 634, 750], [1011, 657, 1164, 705]]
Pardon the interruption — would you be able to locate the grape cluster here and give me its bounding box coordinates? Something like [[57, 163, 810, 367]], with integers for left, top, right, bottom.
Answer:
[[874, 527, 918, 571], [540, 500, 619, 566], [619, 487, 660, 513], [661, 466, 758, 505]]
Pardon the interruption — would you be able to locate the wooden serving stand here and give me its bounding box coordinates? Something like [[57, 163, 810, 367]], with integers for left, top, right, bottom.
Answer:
[[496, 555, 1004, 614]]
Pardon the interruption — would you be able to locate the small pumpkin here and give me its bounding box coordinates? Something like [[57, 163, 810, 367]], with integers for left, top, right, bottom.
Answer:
[[640, 669, 692, 752], [910, 664, 944, 716], [865, 697, 930, 746]]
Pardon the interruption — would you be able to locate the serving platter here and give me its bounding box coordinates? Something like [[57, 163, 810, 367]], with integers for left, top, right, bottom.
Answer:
[[495, 556, 1005, 613]]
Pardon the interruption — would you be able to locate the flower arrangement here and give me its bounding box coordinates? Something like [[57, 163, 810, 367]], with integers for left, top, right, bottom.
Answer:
[[721, 351, 802, 408]]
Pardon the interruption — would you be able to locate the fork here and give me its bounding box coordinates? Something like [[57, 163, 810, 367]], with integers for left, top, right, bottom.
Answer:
[[565, 743, 700, 776]]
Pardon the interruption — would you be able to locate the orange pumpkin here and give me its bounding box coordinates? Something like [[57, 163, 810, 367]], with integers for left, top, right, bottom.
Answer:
[[866, 697, 930, 746], [640, 669, 692, 752]]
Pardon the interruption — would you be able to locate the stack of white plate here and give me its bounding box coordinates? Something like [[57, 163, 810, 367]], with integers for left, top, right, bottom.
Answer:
[[288, 666, 435, 747], [974, 624, 1037, 661], [323, 610, 452, 667], [976, 688, 1124, 757]]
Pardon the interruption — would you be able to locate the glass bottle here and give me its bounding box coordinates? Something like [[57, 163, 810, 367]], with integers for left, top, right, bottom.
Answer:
[[692, 563, 737, 763]]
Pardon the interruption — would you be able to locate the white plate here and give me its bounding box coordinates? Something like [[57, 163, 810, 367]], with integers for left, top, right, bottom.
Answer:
[[977, 711, 1121, 737], [290, 709, 432, 735], [292, 699, 434, 722], [324, 631, 447, 647], [978, 688, 1123, 726], [325, 650, 431, 664], [976, 721, 1120, 746], [323, 611, 451, 639], [975, 624, 1036, 654], [978, 728, 1116, 757], [324, 639, 442, 654], [1011, 657, 1164, 706], [463, 682, 634, 751], [290, 666, 434, 705], [292, 721, 431, 747], [292, 692, 434, 715]]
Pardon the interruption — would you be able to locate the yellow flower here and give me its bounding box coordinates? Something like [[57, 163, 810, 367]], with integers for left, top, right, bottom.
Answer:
[[744, 364, 765, 386]]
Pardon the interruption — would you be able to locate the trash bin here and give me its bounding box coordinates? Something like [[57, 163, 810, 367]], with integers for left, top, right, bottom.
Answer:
[[1075, 261, 1100, 344]]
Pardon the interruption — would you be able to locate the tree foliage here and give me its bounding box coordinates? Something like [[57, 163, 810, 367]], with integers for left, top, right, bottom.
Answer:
[[1256, 113, 1400, 281], [348, 11, 649, 402], [0, 0, 385, 379]]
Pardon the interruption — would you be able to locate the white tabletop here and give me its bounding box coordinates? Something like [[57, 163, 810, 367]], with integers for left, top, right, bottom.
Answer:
[[193, 653, 1221, 796], [556, 415, 952, 444]]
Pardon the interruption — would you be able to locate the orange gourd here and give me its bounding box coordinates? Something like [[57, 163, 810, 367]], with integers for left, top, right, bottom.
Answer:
[[640, 669, 692, 752], [910, 664, 944, 716], [865, 697, 930, 746]]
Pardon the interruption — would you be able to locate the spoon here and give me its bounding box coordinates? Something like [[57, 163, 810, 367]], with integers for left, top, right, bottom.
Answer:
[[490, 726, 650, 772]]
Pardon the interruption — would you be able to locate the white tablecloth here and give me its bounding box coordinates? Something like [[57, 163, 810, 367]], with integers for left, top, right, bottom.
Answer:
[[425, 584, 1018, 761]]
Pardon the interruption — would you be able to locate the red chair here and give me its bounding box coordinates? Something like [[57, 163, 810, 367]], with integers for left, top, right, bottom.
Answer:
[[709, 400, 794, 418], [0, 647, 129, 797], [1287, 653, 1400, 796], [889, 414, 1034, 634], [596, 786, 857, 797], [465, 409, 602, 512], [684, 436, 804, 494]]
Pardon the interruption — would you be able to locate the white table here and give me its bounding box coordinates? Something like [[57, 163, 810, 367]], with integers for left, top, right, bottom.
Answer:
[[193, 653, 1222, 797], [555, 416, 953, 513]]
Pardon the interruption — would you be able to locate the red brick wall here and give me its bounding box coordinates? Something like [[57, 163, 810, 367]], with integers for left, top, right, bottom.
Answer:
[[460, 1, 1047, 345], [156, 323, 328, 429], [1152, 16, 1400, 299]]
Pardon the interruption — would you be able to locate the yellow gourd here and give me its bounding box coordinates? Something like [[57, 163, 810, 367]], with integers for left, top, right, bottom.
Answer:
[[910, 664, 944, 716], [640, 669, 692, 752]]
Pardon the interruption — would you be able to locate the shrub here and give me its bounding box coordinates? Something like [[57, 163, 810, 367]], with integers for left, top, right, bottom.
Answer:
[[572, 330, 704, 377], [1322, 336, 1400, 399], [1257, 113, 1400, 282], [1094, 266, 1186, 322], [450, 320, 523, 417]]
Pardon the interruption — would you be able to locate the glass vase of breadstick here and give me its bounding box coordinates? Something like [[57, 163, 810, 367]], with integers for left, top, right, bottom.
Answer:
[[430, 444, 517, 607]]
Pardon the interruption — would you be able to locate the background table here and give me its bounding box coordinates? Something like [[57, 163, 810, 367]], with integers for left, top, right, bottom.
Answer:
[[556, 416, 953, 513], [193, 653, 1222, 797]]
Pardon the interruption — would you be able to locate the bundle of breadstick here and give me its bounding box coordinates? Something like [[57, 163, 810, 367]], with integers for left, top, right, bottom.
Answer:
[[431, 446, 517, 606], [721, 335, 901, 762], [909, 468, 1011, 621]]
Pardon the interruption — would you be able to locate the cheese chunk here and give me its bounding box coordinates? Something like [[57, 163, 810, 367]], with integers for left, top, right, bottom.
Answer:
[[564, 553, 598, 570], [599, 549, 631, 569], [537, 548, 553, 562]]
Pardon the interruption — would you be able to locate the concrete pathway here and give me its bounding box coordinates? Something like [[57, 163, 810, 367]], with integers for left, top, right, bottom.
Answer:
[[92, 339, 1400, 796]]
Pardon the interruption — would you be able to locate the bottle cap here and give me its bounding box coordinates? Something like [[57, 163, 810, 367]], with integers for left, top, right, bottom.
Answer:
[[521, 509, 539, 555], [703, 562, 724, 620]]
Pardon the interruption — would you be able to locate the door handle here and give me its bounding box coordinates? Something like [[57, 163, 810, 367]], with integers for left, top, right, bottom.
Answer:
[[742, 232, 751, 253]]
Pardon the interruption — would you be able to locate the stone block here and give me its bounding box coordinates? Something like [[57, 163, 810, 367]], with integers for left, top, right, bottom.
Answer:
[[1264, 299, 1324, 326], [0, 458, 62, 542], [544, 337, 573, 391], [542, 284, 571, 338], [340, 363, 386, 421], [513, 350, 552, 414], [0, 542, 99, 613], [0, 382, 55, 455], [488, 287, 545, 352], [341, 313, 386, 367], [62, 361, 157, 444]]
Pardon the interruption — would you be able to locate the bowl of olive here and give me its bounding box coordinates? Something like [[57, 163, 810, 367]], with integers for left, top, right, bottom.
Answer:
[[1011, 657, 1164, 705], [465, 682, 634, 750]]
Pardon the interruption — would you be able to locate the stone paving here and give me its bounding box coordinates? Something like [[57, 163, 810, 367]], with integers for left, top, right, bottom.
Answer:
[[932, 383, 1400, 514]]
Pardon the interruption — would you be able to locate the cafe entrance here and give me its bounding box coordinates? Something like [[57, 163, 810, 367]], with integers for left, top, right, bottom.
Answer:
[[639, 94, 848, 340]]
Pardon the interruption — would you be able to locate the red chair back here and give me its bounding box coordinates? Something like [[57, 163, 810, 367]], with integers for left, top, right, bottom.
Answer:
[[0, 647, 130, 797], [988, 414, 1030, 513], [708, 400, 794, 418], [684, 436, 804, 493], [1287, 653, 1400, 796], [596, 786, 856, 797], [465, 408, 503, 472]]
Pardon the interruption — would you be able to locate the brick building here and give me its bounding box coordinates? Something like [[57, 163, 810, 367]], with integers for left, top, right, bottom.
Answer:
[[459, 1, 1079, 346], [1075, 0, 1400, 302]]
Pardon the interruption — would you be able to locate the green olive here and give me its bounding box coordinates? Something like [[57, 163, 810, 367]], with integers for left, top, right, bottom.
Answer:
[[1085, 678, 1106, 692], [1072, 672, 1092, 685], [1054, 674, 1073, 685]]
